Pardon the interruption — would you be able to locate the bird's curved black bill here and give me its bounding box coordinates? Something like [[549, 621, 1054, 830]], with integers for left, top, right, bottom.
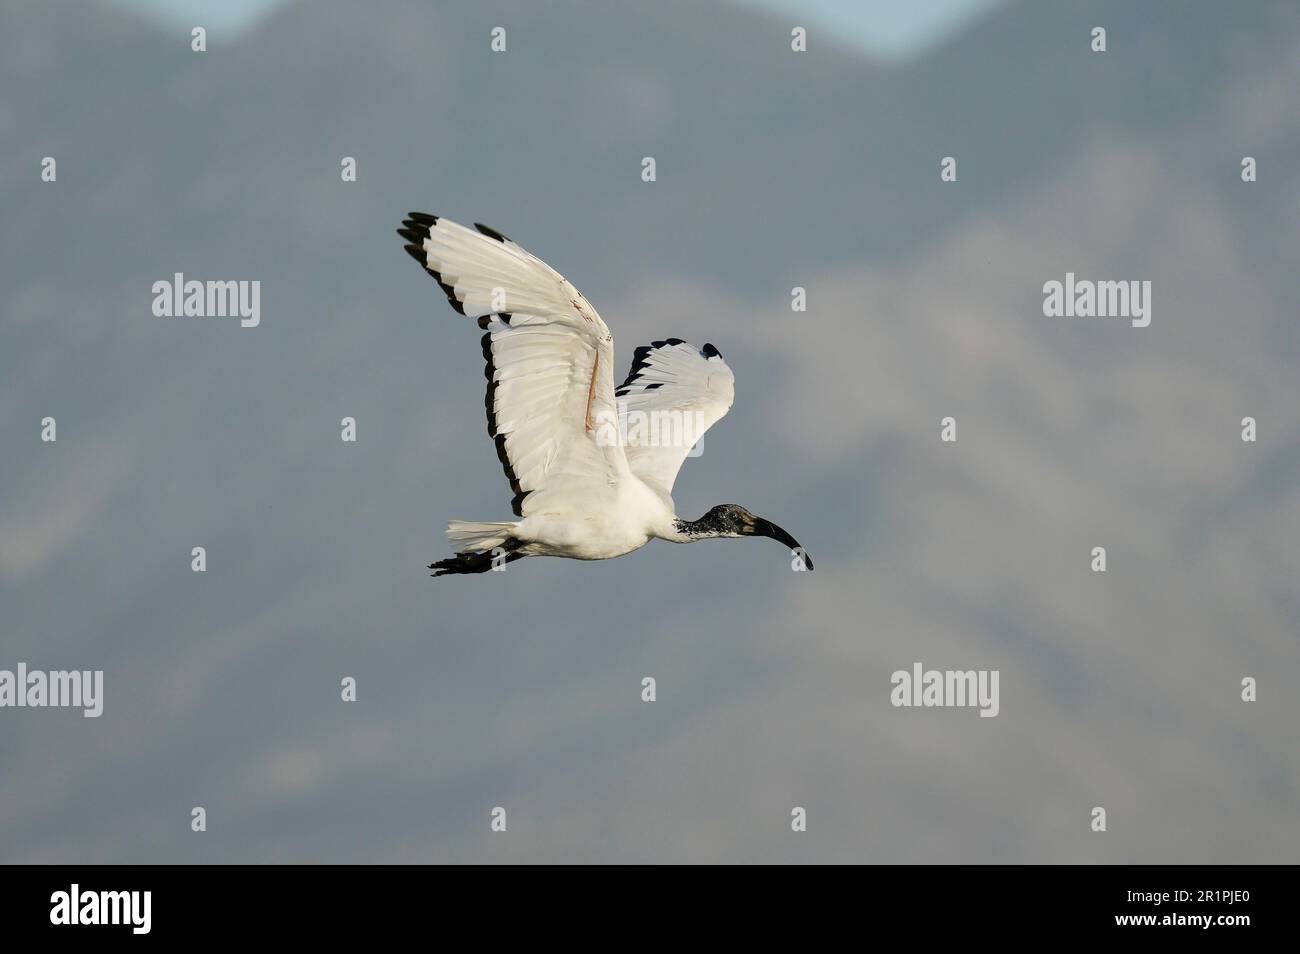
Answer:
[[751, 518, 813, 571]]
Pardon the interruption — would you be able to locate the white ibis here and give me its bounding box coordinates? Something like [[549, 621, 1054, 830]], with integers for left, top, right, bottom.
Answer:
[[396, 213, 812, 576]]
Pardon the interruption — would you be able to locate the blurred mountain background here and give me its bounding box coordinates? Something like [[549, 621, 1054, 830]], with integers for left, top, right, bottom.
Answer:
[[1, 0, 1297, 862]]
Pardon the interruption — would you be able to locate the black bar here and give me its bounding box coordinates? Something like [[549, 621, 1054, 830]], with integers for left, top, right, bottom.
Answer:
[[4, 865, 1279, 940]]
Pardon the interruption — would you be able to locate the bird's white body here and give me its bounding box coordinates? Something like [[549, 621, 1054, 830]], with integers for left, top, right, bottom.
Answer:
[[397, 212, 808, 575], [513, 478, 680, 560]]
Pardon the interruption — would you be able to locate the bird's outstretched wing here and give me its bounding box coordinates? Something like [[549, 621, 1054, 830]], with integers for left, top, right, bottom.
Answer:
[[615, 339, 735, 496], [398, 213, 628, 515]]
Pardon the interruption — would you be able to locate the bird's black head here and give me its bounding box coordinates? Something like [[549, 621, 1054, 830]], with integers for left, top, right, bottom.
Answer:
[[681, 504, 813, 570]]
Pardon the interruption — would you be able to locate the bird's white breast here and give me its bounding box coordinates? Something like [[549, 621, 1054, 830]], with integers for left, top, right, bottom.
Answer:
[[514, 476, 676, 560]]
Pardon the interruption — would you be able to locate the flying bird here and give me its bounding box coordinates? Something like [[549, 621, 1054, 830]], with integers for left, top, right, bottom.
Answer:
[[396, 213, 812, 576]]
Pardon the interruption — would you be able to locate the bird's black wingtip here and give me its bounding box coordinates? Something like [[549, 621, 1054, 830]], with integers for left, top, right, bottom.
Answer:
[[473, 222, 510, 243]]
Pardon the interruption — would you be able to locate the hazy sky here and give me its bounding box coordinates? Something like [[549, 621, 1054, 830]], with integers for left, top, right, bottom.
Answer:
[[107, 0, 1004, 58]]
